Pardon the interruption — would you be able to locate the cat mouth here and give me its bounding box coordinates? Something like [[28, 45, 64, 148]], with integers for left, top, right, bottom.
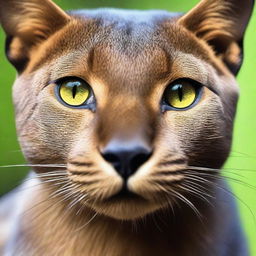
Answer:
[[92, 183, 163, 220], [106, 186, 146, 203]]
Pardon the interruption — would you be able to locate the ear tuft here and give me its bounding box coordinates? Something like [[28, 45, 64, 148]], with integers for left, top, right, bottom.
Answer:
[[178, 0, 254, 75], [0, 0, 70, 72]]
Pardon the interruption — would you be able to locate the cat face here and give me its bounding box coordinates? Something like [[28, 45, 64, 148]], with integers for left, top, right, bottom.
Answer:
[[0, 0, 253, 220]]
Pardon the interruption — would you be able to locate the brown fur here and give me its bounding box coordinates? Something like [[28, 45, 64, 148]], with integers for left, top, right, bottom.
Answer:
[[0, 0, 254, 255]]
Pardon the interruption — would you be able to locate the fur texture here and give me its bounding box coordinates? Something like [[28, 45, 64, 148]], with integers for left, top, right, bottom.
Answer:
[[0, 0, 254, 255]]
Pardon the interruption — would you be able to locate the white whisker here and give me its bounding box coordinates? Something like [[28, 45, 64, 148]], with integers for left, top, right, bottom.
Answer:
[[0, 164, 66, 168]]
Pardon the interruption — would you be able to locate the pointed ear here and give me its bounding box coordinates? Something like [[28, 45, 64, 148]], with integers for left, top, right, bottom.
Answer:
[[0, 0, 70, 72], [178, 0, 254, 75]]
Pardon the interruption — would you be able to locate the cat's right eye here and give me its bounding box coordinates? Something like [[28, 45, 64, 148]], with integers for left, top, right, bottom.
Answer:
[[55, 77, 94, 108]]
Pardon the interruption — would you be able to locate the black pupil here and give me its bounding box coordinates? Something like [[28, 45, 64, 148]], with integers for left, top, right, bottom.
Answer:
[[177, 85, 183, 102], [172, 84, 183, 102], [72, 85, 77, 99]]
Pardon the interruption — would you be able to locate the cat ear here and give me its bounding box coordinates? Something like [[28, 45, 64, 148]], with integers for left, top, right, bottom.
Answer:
[[0, 0, 70, 72], [178, 0, 254, 75]]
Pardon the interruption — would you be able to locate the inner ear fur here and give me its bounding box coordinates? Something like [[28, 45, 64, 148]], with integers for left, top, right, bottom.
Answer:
[[178, 0, 254, 75], [0, 0, 70, 72]]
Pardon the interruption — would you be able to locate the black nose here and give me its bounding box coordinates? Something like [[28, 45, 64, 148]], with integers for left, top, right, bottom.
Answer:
[[101, 139, 152, 180]]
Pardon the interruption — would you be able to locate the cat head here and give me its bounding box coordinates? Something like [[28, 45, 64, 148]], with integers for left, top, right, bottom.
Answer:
[[0, 0, 254, 220]]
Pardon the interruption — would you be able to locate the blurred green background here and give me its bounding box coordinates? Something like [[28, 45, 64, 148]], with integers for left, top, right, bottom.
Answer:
[[0, 0, 256, 254]]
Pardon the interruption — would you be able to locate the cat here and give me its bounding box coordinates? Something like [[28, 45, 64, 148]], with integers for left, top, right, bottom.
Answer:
[[0, 0, 254, 255]]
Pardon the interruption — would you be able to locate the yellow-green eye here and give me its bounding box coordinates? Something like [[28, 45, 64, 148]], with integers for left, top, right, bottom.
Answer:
[[57, 79, 90, 107], [164, 80, 200, 110]]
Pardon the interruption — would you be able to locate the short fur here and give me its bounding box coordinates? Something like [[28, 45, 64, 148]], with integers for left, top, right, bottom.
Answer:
[[0, 0, 254, 255]]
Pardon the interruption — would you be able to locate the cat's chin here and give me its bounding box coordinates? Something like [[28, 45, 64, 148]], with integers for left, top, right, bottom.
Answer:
[[89, 198, 164, 220]]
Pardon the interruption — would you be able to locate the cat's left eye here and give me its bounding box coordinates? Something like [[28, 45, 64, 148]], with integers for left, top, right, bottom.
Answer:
[[55, 77, 94, 108], [162, 79, 202, 111]]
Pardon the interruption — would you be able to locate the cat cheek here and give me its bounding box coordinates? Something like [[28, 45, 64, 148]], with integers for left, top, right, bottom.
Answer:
[[160, 94, 227, 166], [35, 94, 95, 158]]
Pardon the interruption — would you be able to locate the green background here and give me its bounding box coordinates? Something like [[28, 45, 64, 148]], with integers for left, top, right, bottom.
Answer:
[[0, 0, 256, 254]]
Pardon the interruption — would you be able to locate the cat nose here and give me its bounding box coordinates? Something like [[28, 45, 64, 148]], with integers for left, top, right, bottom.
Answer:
[[101, 138, 152, 180]]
